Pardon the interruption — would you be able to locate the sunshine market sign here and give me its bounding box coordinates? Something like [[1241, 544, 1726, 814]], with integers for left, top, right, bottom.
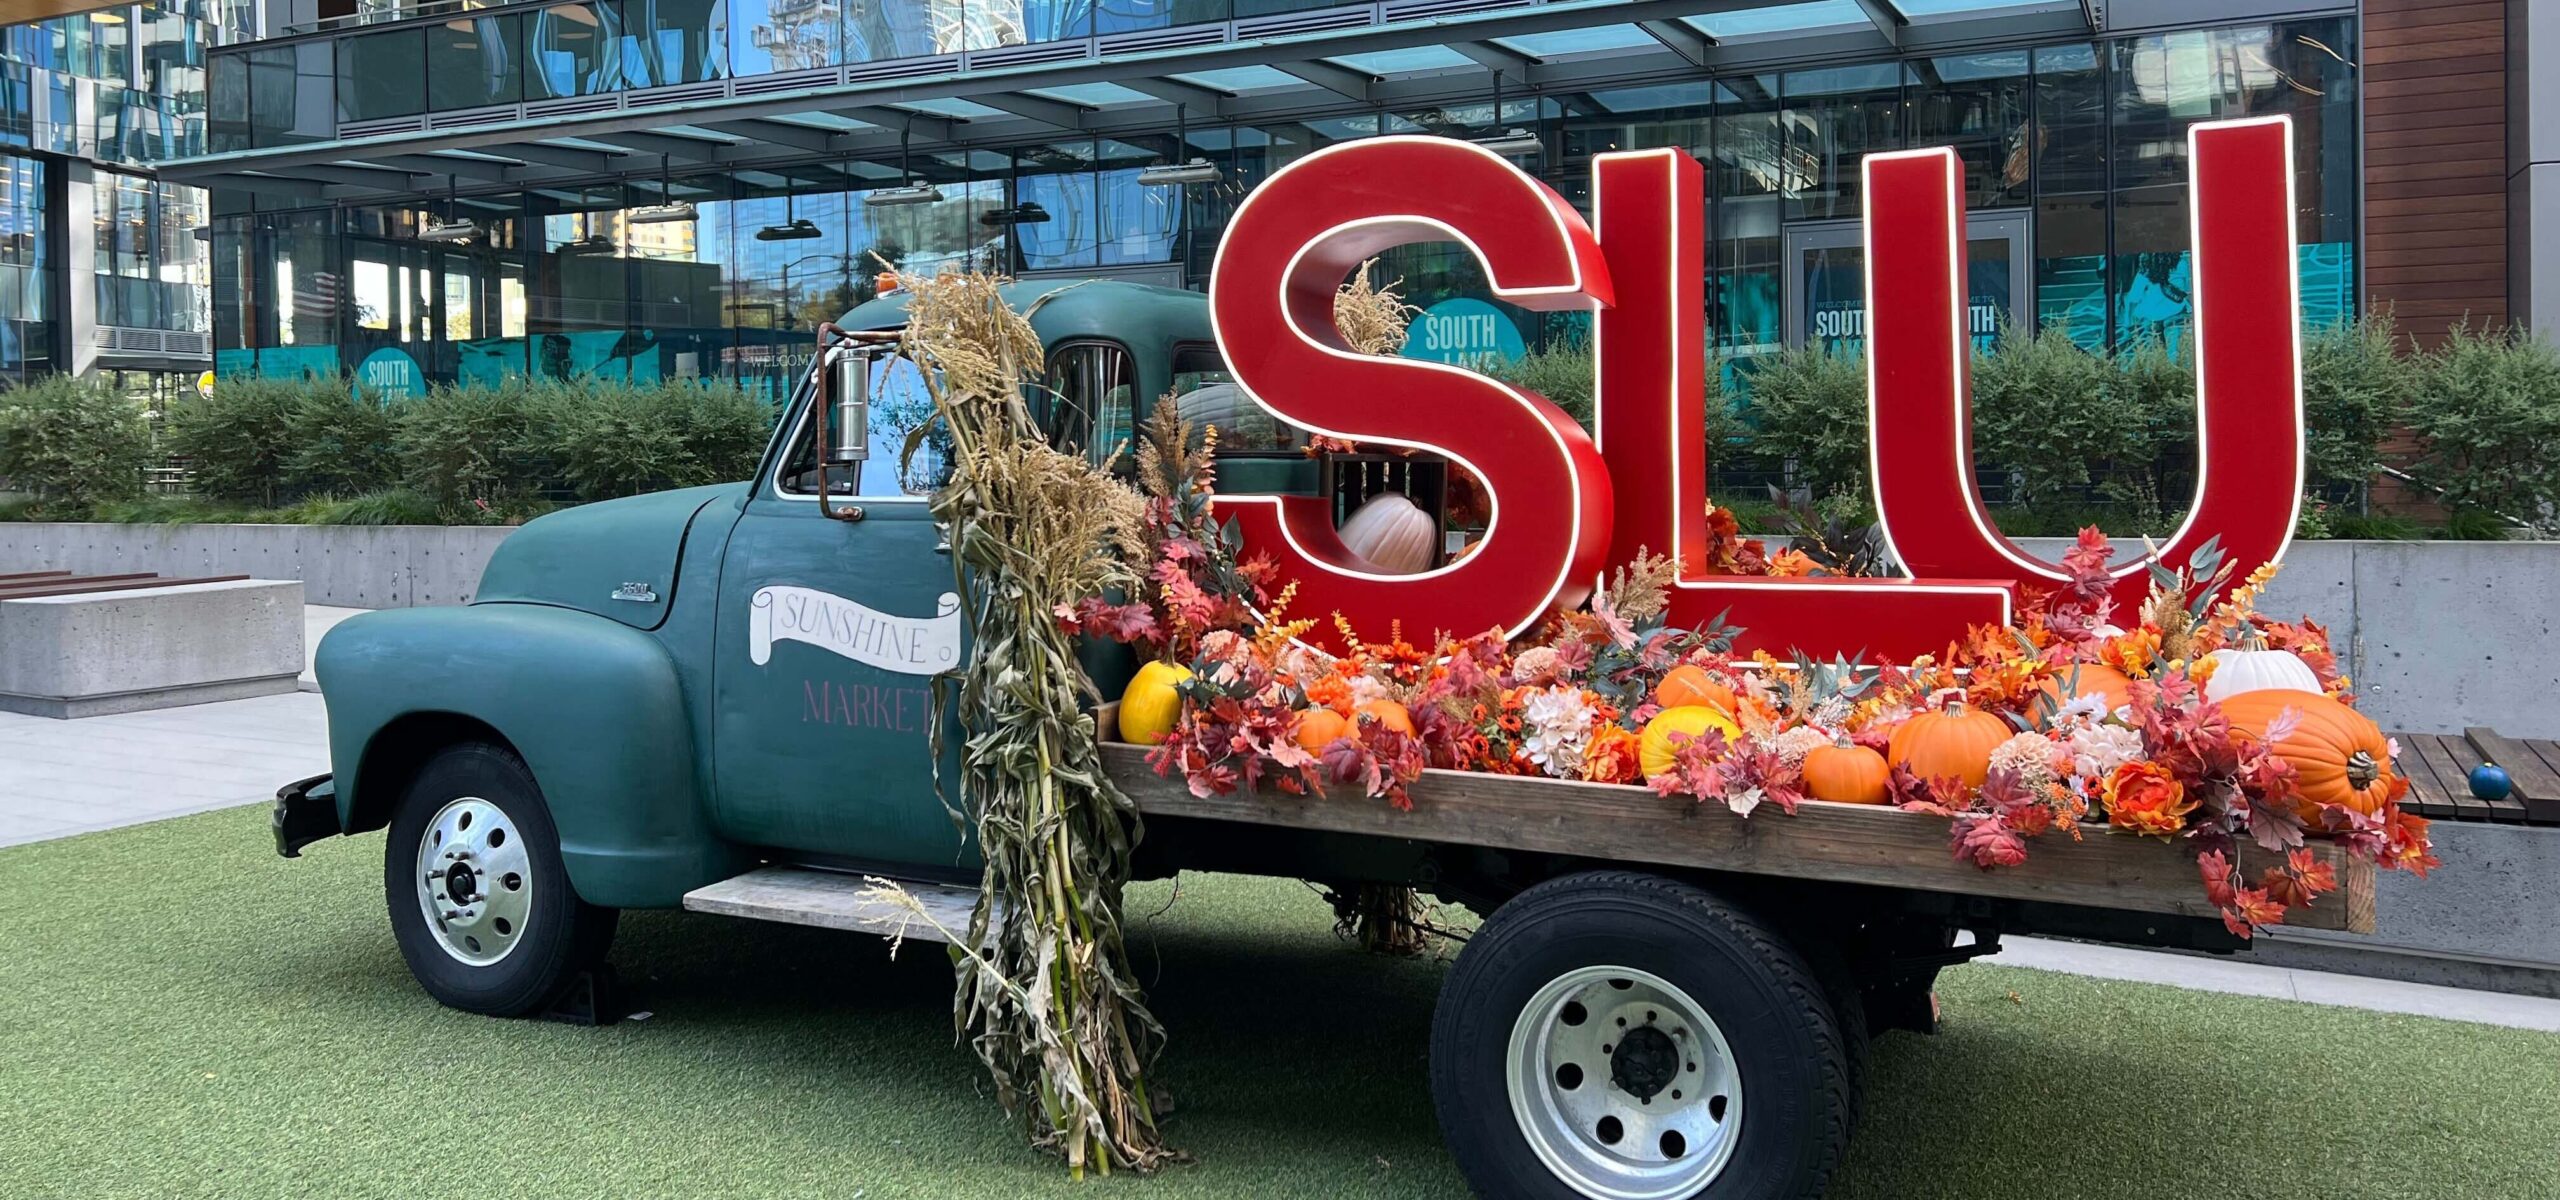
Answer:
[[1206, 117, 2307, 661]]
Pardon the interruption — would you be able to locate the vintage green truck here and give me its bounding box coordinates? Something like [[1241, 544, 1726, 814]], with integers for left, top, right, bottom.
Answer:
[[274, 277, 2376, 1200]]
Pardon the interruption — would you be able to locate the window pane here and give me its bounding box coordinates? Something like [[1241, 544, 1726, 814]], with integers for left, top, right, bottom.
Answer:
[[1095, 0, 1224, 35], [427, 15, 523, 110], [1910, 51, 2028, 210], [528, 3, 621, 99], [2033, 42, 2105, 349], [335, 28, 423, 121], [208, 50, 247, 151], [621, 0, 729, 88], [1096, 166, 1175, 266], [1014, 167, 1097, 270], [845, 0, 963, 63], [732, 0, 837, 74], [246, 42, 332, 146], [1779, 63, 1900, 221]]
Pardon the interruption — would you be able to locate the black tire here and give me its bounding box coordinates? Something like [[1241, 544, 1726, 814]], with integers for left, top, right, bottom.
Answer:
[[384, 742, 617, 1017], [1429, 871, 1851, 1200]]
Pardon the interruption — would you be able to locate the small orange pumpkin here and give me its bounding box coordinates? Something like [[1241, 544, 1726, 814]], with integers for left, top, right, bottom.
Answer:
[[1295, 708, 1353, 754], [1654, 664, 1737, 714], [2040, 662, 2136, 714], [1888, 693, 2010, 790], [2219, 690, 2397, 822], [1357, 699, 1416, 737], [1803, 739, 1890, 805]]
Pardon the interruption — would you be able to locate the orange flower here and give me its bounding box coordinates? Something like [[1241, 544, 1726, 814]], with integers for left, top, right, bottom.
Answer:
[[2100, 627, 2162, 677], [1766, 548, 1821, 578], [2103, 761, 2195, 838], [1303, 673, 1355, 715], [1582, 725, 1643, 785]]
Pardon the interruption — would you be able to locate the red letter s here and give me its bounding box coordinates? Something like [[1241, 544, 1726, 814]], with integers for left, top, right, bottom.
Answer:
[[1209, 137, 1616, 645]]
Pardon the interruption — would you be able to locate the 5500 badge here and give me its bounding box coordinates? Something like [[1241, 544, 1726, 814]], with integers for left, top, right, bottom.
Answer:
[[1207, 118, 2305, 659]]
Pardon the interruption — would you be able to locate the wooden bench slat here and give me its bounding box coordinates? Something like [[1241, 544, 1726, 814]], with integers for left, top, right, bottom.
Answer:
[[0, 570, 71, 582], [2527, 741, 2560, 826], [2418, 734, 2519, 823], [0, 574, 247, 600], [2466, 728, 2560, 824], [0, 572, 160, 594], [2387, 731, 2459, 819]]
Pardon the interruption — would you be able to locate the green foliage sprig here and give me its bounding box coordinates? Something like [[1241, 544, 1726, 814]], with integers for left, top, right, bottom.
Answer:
[[0, 376, 150, 506]]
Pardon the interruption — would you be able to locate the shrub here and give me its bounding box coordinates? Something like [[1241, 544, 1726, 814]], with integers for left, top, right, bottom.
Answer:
[[394, 383, 556, 514], [2299, 315, 2409, 492], [0, 375, 149, 505], [541, 380, 772, 502], [1970, 326, 2136, 508], [164, 376, 300, 505], [1738, 345, 1869, 502], [281, 387, 402, 498], [2399, 325, 2560, 533], [1485, 343, 1596, 427]]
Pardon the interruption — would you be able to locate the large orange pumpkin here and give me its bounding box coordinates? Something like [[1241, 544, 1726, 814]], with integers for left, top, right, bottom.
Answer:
[[1654, 665, 1737, 715], [1295, 708, 1353, 754], [2219, 690, 2397, 822], [1803, 740, 1889, 804], [1358, 699, 1416, 736], [1888, 695, 2009, 789], [2040, 662, 2136, 714]]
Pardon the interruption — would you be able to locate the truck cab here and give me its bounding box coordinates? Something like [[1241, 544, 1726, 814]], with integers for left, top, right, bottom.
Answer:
[[276, 277, 1439, 1016]]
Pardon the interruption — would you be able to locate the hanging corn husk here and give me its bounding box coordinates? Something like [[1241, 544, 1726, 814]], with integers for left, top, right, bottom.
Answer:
[[894, 270, 1170, 1175]]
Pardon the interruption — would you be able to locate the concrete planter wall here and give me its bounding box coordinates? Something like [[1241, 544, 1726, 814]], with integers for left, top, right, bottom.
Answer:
[[2, 522, 2553, 736], [0, 523, 511, 609]]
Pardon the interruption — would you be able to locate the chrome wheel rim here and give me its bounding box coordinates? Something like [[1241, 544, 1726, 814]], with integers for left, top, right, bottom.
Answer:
[[1506, 966, 1742, 1200], [413, 797, 534, 967]]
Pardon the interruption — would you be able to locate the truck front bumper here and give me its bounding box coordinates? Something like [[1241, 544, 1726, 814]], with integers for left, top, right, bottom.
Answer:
[[273, 773, 338, 858]]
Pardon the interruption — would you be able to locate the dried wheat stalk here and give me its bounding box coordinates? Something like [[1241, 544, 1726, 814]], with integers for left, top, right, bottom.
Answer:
[[897, 270, 1169, 1176]]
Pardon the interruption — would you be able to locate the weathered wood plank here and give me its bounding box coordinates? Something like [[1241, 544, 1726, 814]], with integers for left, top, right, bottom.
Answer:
[[2466, 728, 2560, 824], [0, 570, 70, 582], [2414, 735, 2505, 822], [1102, 746, 2373, 934], [2386, 730, 2454, 818], [682, 866, 995, 945], [2529, 742, 2560, 826]]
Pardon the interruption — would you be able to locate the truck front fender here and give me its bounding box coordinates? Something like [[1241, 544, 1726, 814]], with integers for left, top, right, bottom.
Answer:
[[316, 603, 741, 908]]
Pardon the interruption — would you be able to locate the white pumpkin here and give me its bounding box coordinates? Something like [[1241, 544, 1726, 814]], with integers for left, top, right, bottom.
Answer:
[[1340, 492, 1436, 575], [2203, 647, 2323, 702]]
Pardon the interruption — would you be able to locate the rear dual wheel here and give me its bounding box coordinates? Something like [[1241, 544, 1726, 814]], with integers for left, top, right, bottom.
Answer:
[[1431, 873, 1851, 1200]]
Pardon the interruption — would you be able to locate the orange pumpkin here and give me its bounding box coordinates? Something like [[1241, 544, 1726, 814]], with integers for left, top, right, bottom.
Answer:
[[1295, 708, 1353, 754], [1654, 664, 1737, 714], [1804, 740, 1890, 805], [1887, 694, 2010, 789], [2040, 662, 2136, 714], [1357, 699, 1416, 737], [2219, 690, 2397, 822]]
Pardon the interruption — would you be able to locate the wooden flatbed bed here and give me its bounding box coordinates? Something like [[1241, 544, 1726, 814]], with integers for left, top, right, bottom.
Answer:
[[1099, 743, 2379, 935]]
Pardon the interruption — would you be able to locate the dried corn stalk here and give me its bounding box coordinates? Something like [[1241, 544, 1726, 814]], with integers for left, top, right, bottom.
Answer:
[[898, 270, 1169, 1175]]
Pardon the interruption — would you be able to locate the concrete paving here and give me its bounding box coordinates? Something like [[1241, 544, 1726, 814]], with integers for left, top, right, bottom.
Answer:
[[2, 632, 2557, 1034], [0, 691, 327, 847], [301, 605, 364, 690]]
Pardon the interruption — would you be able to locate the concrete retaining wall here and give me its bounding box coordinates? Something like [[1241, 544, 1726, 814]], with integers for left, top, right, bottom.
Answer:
[[2256, 821, 2560, 997], [1, 523, 2553, 735], [0, 523, 510, 608]]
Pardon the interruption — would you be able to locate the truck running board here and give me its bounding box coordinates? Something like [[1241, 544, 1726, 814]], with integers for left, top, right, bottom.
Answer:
[[681, 866, 995, 947]]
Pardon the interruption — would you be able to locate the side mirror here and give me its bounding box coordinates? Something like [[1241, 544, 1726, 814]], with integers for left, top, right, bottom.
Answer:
[[825, 348, 872, 464]]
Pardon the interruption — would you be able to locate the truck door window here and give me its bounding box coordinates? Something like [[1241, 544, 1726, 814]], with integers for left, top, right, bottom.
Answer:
[[1168, 343, 1305, 455], [1044, 340, 1134, 468], [777, 352, 953, 498]]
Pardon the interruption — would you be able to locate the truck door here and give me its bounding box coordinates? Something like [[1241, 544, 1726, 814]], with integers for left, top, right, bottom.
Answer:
[[710, 354, 973, 874]]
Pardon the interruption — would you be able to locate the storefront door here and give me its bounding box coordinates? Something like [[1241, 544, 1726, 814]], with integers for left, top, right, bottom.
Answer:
[[1784, 210, 2030, 355]]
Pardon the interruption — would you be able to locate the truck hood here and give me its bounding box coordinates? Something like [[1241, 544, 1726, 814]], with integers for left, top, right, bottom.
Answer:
[[472, 483, 745, 629]]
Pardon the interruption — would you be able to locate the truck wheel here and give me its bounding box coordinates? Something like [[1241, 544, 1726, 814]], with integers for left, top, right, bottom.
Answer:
[[1430, 872, 1849, 1200], [384, 743, 617, 1017]]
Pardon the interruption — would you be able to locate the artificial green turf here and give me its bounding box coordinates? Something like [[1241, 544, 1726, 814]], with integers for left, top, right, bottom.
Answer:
[[4, 805, 2556, 1199]]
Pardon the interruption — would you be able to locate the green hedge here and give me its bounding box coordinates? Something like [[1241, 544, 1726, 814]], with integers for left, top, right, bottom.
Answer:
[[151, 376, 775, 522], [0, 376, 152, 506]]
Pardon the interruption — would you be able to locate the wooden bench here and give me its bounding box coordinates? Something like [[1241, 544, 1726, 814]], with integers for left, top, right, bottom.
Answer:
[[2388, 727, 2560, 826]]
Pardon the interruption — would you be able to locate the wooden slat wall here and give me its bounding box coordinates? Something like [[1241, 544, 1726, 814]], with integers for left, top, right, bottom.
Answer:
[[2362, 0, 2509, 345]]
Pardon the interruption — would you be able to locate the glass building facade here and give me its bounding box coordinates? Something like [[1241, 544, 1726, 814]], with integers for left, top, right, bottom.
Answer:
[[204, 13, 2359, 396], [0, 1, 215, 384]]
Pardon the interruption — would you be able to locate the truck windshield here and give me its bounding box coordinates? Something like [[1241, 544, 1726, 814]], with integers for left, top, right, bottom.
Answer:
[[777, 352, 953, 498]]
